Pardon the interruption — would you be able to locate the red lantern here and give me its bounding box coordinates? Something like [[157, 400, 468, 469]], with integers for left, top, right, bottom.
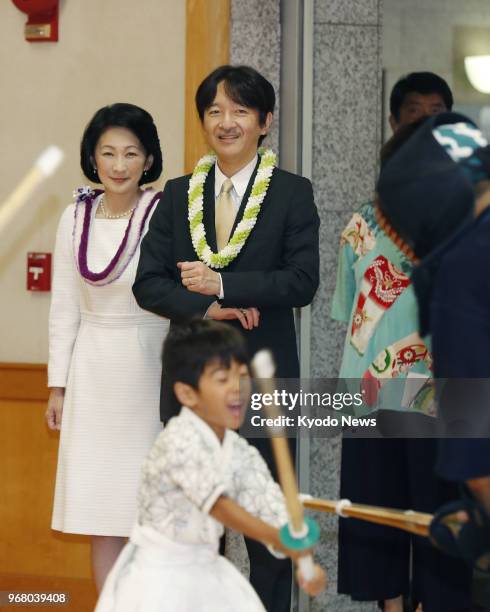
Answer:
[[11, 0, 59, 42]]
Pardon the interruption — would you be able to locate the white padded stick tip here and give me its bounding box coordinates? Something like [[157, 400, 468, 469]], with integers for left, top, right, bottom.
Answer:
[[35, 145, 64, 177], [251, 349, 275, 379]]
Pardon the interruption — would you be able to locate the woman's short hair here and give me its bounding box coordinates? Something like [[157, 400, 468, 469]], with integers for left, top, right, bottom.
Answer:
[[80, 103, 163, 185], [195, 65, 275, 146]]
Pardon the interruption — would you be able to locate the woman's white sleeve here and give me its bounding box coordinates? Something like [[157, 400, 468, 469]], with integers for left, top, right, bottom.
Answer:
[[48, 205, 81, 387]]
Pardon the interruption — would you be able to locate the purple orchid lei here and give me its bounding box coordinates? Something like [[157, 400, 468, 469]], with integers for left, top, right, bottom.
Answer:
[[72, 187, 161, 286]]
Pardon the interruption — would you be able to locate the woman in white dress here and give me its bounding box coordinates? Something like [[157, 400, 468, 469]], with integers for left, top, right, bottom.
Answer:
[[45, 103, 169, 591]]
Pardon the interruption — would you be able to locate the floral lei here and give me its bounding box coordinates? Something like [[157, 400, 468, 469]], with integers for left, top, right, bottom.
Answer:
[[72, 186, 161, 286], [187, 147, 276, 269]]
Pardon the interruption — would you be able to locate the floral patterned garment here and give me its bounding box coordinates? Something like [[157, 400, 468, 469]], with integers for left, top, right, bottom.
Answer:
[[331, 201, 434, 415], [138, 407, 287, 545]]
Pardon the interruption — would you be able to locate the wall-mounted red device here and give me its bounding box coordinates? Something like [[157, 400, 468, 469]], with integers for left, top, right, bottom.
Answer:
[[27, 252, 51, 291], [11, 0, 59, 42]]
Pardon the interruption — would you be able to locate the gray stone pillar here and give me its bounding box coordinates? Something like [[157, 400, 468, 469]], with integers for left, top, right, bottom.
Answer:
[[230, 1, 281, 154], [225, 0, 283, 583], [230, 1, 383, 609], [310, 1, 382, 610]]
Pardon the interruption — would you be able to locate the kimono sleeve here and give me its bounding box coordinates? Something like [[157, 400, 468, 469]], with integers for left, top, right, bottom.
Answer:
[[331, 209, 377, 323], [231, 437, 288, 529], [158, 418, 226, 514], [331, 242, 356, 322]]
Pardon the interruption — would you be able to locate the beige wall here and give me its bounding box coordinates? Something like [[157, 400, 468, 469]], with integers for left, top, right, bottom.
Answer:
[[382, 0, 490, 139], [0, 1, 185, 363]]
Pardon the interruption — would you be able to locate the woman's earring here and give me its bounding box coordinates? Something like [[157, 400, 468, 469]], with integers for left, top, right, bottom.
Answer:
[[93, 167, 97, 175]]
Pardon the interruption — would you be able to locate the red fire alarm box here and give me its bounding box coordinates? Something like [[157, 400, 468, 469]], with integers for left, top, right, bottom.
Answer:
[[11, 0, 59, 42], [27, 252, 51, 291]]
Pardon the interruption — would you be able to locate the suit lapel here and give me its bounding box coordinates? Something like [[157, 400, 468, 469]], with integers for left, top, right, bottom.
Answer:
[[202, 157, 264, 254], [202, 166, 217, 253], [230, 157, 261, 237]]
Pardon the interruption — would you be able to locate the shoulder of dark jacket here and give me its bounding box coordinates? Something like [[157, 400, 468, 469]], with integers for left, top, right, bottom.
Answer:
[[271, 166, 312, 187], [164, 173, 193, 189]]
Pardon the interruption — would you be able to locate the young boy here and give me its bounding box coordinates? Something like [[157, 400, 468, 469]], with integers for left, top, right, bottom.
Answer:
[[96, 320, 325, 611]]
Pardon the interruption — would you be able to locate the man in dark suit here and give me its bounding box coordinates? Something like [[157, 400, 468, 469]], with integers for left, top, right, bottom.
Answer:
[[133, 65, 319, 612]]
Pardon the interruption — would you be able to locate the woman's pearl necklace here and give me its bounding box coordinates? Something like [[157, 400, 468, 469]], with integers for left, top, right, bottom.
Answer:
[[99, 194, 137, 219]]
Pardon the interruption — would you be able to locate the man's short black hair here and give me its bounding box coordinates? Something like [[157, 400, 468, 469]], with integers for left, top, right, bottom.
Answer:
[[195, 65, 275, 146], [162, 320, 249, 411], [80, 103, 163, 185], [390, 72, 454, 121]]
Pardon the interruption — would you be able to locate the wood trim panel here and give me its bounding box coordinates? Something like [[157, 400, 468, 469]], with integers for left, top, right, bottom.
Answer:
[[0, 399, 92, 583], [184, 0, 230, 173], [0, 363, 48, 402]]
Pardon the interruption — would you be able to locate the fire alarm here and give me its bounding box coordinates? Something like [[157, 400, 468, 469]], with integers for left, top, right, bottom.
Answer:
[[27, 252, 52, 291], [11, 0, 59, 42]]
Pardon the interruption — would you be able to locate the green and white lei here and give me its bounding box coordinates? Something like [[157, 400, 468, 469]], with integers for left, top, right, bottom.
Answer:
[[188, 147, 276, 269]]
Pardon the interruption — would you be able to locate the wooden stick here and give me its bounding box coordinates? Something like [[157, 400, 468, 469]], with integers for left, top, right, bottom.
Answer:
[[302, 496, 432, 537], [251, 351, 305, 534], [251, 351, 317, 581], [0, 146, 63, 236], [259, 375, 304, 533]]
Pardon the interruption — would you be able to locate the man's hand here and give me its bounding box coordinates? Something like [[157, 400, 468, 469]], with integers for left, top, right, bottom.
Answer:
[[207, 302, 260, 331], [178, 261, 221, 296]]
